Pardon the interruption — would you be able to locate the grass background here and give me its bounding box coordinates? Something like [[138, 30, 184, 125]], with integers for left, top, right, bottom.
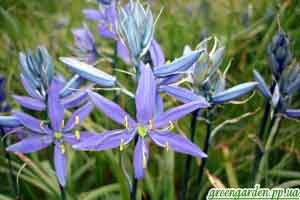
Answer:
[[1, 0, 300, 199]]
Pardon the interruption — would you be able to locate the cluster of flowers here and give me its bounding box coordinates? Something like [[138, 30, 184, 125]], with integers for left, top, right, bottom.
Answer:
[[1, 0, 297, 192]]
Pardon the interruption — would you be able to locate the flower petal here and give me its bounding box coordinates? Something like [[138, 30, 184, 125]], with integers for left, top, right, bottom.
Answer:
[[83, 9, 104, 21], [136, 64, 156, 123], [149, 131, 207, 158], [153, 50, 202, 77], [73, 129, 136, 150], [59, 57, 116, 87], [133, 136, 149, 180], [0, 116, 21, 127], [63, 131, 95, 145], [160, 85, 202, 103], [13, 112, 48, 134], [117, 40, 130, 64], [20, 74, 43, 100], [253, 70, 272, 99], [64, 102, 94, 132], [13, 95, 46, 111], [61, 90, 89, 109], [212, 82, 258, 104], [54, 144, 67, 186], [150, 40, 165, 67], [98, 24, 116, 39], [88, 91, 136, 127], [285, 109, 300, 118], [154, 100, 210, 129], [155, 93, 164, 116], [48, 79, 64, 131], [6, 135, 52, 153]]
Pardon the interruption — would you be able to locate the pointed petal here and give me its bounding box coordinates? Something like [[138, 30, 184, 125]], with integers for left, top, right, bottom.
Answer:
[[63, 131, 95, 145], [133, 136, 149, 180], [153, 50, 202, 77], [0, 116, 21, 127], [64, 102, 94, 131], [136, 64, 156, 123], [73, 129, 136, 151], [160, 85, 203, 103], [88, 91, 136, 127], [212, 82, 258, 104], [20, 74, 43, 100], [59, 57, 116, 87], [285, 109, 300, 118], [61, 90, 89, 109], [155, 93, 164, 116], [6, 135, 52, 153], [54, 144, 67, 186], [83, 9, 104, 20], [158, 74, 183, 86], [150, 40, 165, 67], [253, 70, 272, 99], [48, 79, 64, 131], [117, 40, 130, 64], [154, 100, 210, 129], [149, 131, 207, 158], [98, 24, 116, 39], [13, 95, 46, 111], [59, 74, 81, 97], [14, 112, 48, 134]]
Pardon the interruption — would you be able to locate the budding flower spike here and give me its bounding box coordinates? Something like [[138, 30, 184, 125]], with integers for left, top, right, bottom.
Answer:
[[14, 47, 91, 111], [7, 78, 94, 186], [73, 64, 209, 179]]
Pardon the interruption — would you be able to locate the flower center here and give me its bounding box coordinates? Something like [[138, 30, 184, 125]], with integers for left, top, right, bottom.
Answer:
[[137, 126, 147, 137], [54, 132, 62, 140]]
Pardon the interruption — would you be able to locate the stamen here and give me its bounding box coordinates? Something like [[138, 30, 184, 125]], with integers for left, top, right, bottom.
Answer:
[[168, 121, 174, 130], [142, 153, 147, 169], [40, 121, 44, 129], [61, 120, 65, 129], [124, 116, 129, 129], [60, 144, 65, 154], [149, 119, 154, 130], [75, 115, 80, 125], [166, 141, 170, 152], [119, 138, 125, 151], [75, 130, 80, 140], [54, 132, 62, 140]]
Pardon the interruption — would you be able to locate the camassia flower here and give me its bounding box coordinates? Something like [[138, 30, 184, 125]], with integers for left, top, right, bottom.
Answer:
[[254, 63, 300, 118], [73, 65, 209, 179], [160, 39, 258, 105], [15, 47, 96, 111], [7, 79, 94, 186]]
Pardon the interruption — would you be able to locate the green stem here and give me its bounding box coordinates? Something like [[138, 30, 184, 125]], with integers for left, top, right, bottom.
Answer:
[[181, 109, 199, 200], [59, 185, 66, 200]]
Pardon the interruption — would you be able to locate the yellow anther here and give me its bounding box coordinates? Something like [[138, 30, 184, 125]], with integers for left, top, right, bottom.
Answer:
[[142, 153, 147, 169], [124, 116, 129, 129], [61, 120, 65, 129], [166, 141, 170, 152], [166, 60, 171, 64], [40, 121, 44, 129], [60, 144, 66, 154], [75, 130, 80, 140], [75, 116, 80, 125], [168, 121, 174, 130], [54, 132, 62, 140], [149, 119, 154, 130], [119, 138, 125, 151]]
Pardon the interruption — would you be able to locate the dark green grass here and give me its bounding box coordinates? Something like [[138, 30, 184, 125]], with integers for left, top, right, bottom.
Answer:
[[1, 0, 300, 199]]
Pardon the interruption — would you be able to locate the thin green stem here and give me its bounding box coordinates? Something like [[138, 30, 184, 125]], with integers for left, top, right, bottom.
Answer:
[[197, 112, 212, 184], [59, 185, 66, 200], [181, 109, 199, 200]]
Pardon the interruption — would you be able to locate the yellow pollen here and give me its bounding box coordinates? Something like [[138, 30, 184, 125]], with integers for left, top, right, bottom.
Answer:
[[149, 119, 154, 130], [168, 121, 174, 130], [60, 144, 65, 154], [75, 116, 80, 125], [54, 132, 62, 140], [75, 130, 80, 140], [142, 153, 147, 169], [120, 138, 125, 151], [124, 116, 129, 129], [61, 120, 65, 129]]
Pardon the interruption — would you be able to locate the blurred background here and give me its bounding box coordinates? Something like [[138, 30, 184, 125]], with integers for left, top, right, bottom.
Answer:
[[0, 0, 300, 199]]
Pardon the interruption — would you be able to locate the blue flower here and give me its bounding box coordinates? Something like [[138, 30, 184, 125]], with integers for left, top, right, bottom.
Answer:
[[73, 65, 209, 179], [7, 78, 94, 186]]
